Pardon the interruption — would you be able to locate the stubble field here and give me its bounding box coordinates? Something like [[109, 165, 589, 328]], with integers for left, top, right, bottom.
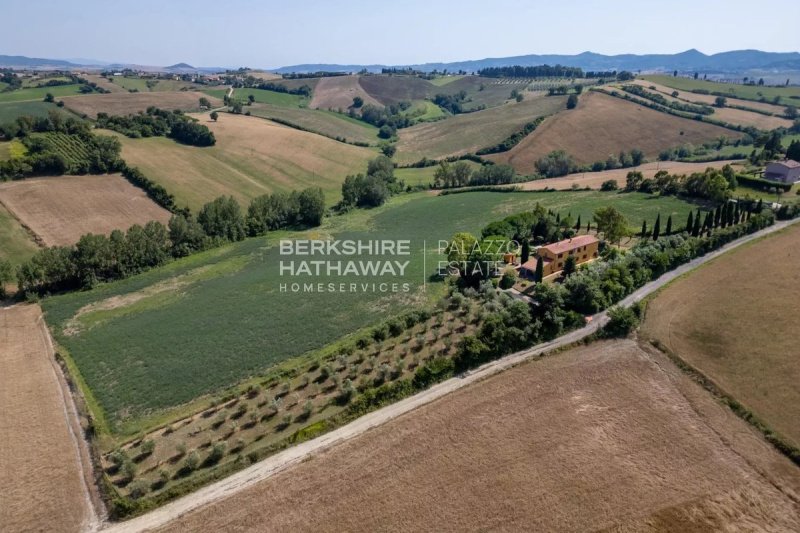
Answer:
[[61, 91, 221, 119], [0, 174, 172, 247], [642, 223, 800, 449], [154, 340, 800, 532]]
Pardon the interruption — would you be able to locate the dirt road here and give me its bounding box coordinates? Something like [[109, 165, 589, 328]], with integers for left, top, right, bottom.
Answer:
[[100, 216, 800, 533], [0, 304, 100, 532]]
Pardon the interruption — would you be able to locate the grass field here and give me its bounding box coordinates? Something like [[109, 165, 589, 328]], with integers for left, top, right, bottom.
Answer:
[[158, 339, 800, 532], [111, 112, 376, 211], [428, 75, 465, 86], [228, 88, 308, 108], [642, 223, 800, 449], [0, 200, 39, 266], [488, 91, 745, 172], [107, 77, 198, 93], [395, 94, 568, 165], [410, 99, 448, 121], [630, 79, 789, 116], [246, 104, 380, 144], [41, 189, 702, 434], [0, 84, 86, 103], [0, 100, 69, 123], [0, 305, 94, 532], [643, 75, 800, 103], [61, 91, 222, 119], [358, 75, 433, 104], [0, 174, 172, 247]]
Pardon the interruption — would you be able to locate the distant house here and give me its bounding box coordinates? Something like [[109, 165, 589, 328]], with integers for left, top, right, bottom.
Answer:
[[519, 235, 599, 279], [764, 160, 800, 184]]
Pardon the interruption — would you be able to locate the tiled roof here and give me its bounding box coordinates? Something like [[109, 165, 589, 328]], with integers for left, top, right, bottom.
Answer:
[[770, 160, 800, 169], [540, 235, 599, 255]]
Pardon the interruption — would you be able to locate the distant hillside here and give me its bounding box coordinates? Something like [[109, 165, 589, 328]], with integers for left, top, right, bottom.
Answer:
[[0, 55, 80, 68], [273, 49, 800, 74]]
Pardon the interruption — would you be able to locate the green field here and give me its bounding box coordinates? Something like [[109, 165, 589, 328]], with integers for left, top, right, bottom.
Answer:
[[107, 76, 196, 92], [21, 76, 73, 88], [208, 87, 309, 108], [42, 189, 703, 434], [644, 75, 800, 103], [410, 99, 448, 121], [0, 100, 75, 124], [246, 104, 380, 144], [429, 75, 465, 86], [0, 84, 86, 103], [0, 201, 39, 267]]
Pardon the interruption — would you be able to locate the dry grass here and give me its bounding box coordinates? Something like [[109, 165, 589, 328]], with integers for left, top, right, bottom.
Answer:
[[310, 76, 381, 111], [395, 95, 568, 165], [82, 74, 127, 93], [488, 91, 744, 172], [113, 113, 376, 210], [155, 340, 800, 532], [358, 75, 433, 104], [642, 223, 800, 449], [514, 160, 745, 191], [0, 174, 172, 247], [0, 304, 93, 532], [631, 79, 790, 115], [625, 81, 792, 130], [61, 91, 222, 119]]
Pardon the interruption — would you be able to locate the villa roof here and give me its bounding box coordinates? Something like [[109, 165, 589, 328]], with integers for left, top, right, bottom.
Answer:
[[540, 235, 599, 255]]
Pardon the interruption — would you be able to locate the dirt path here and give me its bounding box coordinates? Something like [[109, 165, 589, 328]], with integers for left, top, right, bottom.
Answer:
[[0, 304, 100, 532], [100, 216, 800, 533]]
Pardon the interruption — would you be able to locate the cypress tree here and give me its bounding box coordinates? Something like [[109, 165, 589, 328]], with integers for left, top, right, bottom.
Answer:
[[556, 212, 561, 223], [652, 214, 661, 241], [586, 221, 591, 233], [575, 215, 581, 232], [756, 198, 763, 212], [692, 210, 702, 237], [535, 255, 544, 283], [665, 215, 672, 235], [703, 211, 713, 234], [521, 240, 530, 264], [686, 211, 694, 233], [714, 205, 722, 227], [641, 220, 648, 239], [727, 203, 735, 226], [734, 203, 741, 224]]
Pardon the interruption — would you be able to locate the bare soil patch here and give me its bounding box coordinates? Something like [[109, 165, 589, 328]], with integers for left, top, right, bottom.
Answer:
[[488, 91, 744, 172], [515, 160, 744, 191], [0, 304, 96, 532], [0, 174, 172, 246], [155, 340, 800, 532], [309, 76, 381, 111], [642, 223, 800, 448], [61, 91, 221, 119]]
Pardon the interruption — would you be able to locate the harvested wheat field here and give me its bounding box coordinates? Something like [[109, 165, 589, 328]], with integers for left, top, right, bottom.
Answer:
[[514, 159, 744, 191], [310, 75, 381, 111], [83, 74, 127, 93], [642, 223, 800, 449], [61, 91, 221, 118], [0, 174, 171, 246], [395, 95, 568, 165], [489, 91, 744, 172], [113, 113, 376, 210], [632, 79, 789, 115], [156, 340, 800, 532], [0, 304, 97, 532]]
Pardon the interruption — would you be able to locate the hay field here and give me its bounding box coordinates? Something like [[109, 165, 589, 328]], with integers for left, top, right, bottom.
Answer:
[[247, 103, 380, 144], [0, 305, 95, 532], [395, 95, 568, 165], [0, 201, 39, 266], [156, 340, 800, 532], [113, 112, 376, 210], [489, 91, 744, 172], [358, 75, 433, 104], [61, 91, 221, 119], [0, 174, 172, 247], [643, 75, 800, 103], [309, 75, 381, 110], [82, 74, 126, 93], [642, 223, 800, 448], [514, 160, 744, 191]]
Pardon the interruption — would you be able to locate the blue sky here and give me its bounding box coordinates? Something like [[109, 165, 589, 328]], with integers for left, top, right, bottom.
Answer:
[[1, 0, 798, 68]]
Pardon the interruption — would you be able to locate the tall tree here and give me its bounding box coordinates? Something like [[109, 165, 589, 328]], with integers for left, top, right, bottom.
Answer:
[[640, 220, 648, 239], [575, 215, 581, 233], [521, 240, 530, 264], [692, 210, 702, 237], [562, 255, 577, 278], [665, 215, 672, 236], [535, 256, 544, 283], [686, 211, 693, 233], [593, 206, 629, 244], [652, 214, 661, 241]]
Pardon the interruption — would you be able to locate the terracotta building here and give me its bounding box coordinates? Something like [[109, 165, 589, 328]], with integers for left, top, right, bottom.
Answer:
[[519, 235, 599, 278]]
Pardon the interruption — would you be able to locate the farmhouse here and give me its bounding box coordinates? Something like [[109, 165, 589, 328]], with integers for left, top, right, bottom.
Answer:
[[519, 235, 599, 278], [764, 160, 800, 184]]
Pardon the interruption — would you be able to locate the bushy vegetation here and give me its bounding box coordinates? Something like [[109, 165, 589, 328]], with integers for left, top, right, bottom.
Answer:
[[433, 161, 515, 188], [97, 107, 216, 146], [357, 102, 414, 137], [432, 91, 468, 114], [0, 113, 123, 179], [622, 164, 738, 202], [340, 155, 403, 208], [622, 85, 714, 115]]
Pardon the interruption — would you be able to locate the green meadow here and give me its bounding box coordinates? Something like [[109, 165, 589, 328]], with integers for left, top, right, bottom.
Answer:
[[0, 84, 86, 102], [644, 75, 800, 103]]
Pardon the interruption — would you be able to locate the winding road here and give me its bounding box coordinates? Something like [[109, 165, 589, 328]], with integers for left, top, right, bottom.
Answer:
[[99, 216, 800, 533]]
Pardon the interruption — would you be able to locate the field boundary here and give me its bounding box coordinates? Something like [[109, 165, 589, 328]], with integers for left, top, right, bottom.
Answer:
[[98, 215, 800, 532]]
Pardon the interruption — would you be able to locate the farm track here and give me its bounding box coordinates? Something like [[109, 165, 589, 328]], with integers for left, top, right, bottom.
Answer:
[[98, 215, 800, 533]]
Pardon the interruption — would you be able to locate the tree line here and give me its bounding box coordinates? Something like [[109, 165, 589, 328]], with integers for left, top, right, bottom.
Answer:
[[16, 188, 325, 295], [433, 160, 515, 188], [340, 156, 403, 208], [478, 65, 584, 78], [96, 107, 216, 146]]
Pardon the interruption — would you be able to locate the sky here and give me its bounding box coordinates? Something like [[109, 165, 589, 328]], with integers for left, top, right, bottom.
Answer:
[[2, 0, 798, 68]]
